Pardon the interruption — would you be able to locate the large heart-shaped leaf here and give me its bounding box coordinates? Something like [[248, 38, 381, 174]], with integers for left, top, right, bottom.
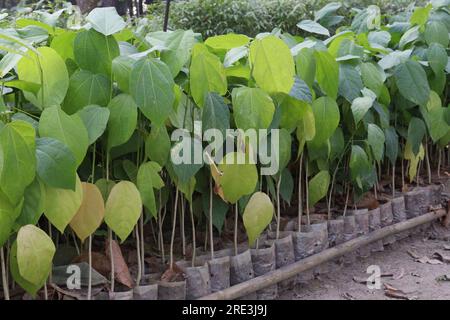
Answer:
[[77, 104, 110, 145], [15, 178, 46, 227], [39, 106, 89, 167], [0, 120, 36, 205], [394, 60, 430, 106], [218, 152, 258, 204], [70, 182, 105, 242], [17, 46, 68, 109], [190, 44, 227, 107], [86, 7, 126, 36], [44, 175, 83, 233], [63, 70, 112, 115], [249, 35, 294, 94], [16, 225, 55, 287], [130, 57, 175, 125], [145, 124, 171, 167], [35, 137, 77, 190], [314, 50, 339, 99], [232, 87, 275, 131], [243, 192, 274, 246], [308, 170, 330, 207], [107, 94, 137, 150], [73, 29, 119, 76], [104, 181, 142, 242], [0, 192, 22, 247], [310, 96, 340, 146]]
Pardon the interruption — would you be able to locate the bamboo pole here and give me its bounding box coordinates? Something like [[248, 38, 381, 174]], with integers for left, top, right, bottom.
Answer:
[[200, 209, 447, 300]]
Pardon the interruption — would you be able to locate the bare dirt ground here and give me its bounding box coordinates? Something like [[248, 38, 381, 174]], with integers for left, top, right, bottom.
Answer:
[[278, 225, 450, 300]]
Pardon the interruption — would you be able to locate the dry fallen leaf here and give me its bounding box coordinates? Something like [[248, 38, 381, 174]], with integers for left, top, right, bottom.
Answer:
[[383, 283, 418, 300], [392, 268, 405, 280], [73, 252, 111, 276], [407, 250, 421, 259], [444, 245, 450, 251], [433, 252, 450, 263], [105, 239, 134, 288], [160, 263, 185, 282]]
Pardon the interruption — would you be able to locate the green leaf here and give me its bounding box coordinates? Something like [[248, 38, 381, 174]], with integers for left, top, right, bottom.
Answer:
[[74, 29, 119, 76], [0, 192, 21, 247], [424, 21, 449, 47], [427, 43, 447, 75], [107, 94, 137, 150], [205, 34, 250, 51], [77, 105, 110, 145], [35, 137, 77, 190], [86, 7, 126, 36], [17, 46, 68, 110], [218, 152, 258, 204], [232, 87, 275, 130], [112, 55, 133, 93], [190, 44, 227, 107], [63, 70, 112, 115], [384, 127, 398, 166], [308, 170, 330, 207], [16, 178, 46, 227], [202, 191, 228, 233], [130, 57, 175, 125], [145, 124, 171, 167], [44, 175, 83, 233], [338, 63, 363, 102], [39, 106, 89, 166], [310, 96, 340, 146], [367, 123, 385, 162], [410, 4, 432, 26], [407, 117, 426, 156], [394, 60, 430, 106], [351, 96, 374, 125], [160, 30, 197, 77], [243, 192, 274, 246], [16, 225, 55, 286], [137, 162, 164, 218], [297, 20, 330, 36], [350, 145, 370, 189], [170, 137, 204, 184], [314, 50, 339, 99], [276, 128, 292, 172], [0, 120, 36, 205], [249, 35, 295, 94], [104, 181, 142, 242], [295, 48, 316, 88], [70, 182, 105, 242], [10, 241, 45, 297], [95, 178, 116, 202], [50, 31, 76, 62], [360, 62, 384, 95], [202, 92, 230, 138], [296, 103, 315, 145]]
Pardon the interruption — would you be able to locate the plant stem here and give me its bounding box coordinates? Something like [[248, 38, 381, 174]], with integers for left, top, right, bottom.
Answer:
[[234, 203, 238, 256], [305, 159, 310, 226], [276, 173, 282, 240], [425, 140, 432, 184], [181, 196, 186, 257], [1, 247, 9, 300], [87, 235, 92, 300], [135, 226, 142, 286], [298, 153, 303, 232], [109, 228, 115, 292], [139, 213, 145, 278], [437, 149, 441, 179], [209, 177, 214, 259], [169, 189, 179, 269], [158, 191, 165, 263], [392, 163, 396, 198], [189, 202, 196, 267]]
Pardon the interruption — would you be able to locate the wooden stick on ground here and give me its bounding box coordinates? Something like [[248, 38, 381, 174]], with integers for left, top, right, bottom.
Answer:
[[199, 209, 447, 300]]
